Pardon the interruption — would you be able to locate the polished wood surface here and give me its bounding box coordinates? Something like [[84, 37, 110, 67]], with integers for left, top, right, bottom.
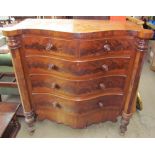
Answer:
[[2, 19, 152, 34], [3, 19, 153, 134], [26, 56, 130, 78], [32, 93, 123, 115], [30, 74, 126, 96]]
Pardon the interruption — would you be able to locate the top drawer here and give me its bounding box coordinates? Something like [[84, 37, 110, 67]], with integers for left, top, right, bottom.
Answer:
[[22, 35, 78, 58], [79, 37, 135, 58]]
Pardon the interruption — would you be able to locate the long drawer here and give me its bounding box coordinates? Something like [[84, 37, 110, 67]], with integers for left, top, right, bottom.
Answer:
[[26, 55, 130, 78], [32, 93, 124, 115], [30, 74, 126, 96], [22, 35, 135, 58]]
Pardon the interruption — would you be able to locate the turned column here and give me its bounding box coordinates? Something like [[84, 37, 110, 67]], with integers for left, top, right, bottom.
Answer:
[[6, 34, 35, 133], [120, 37, 149, 134]]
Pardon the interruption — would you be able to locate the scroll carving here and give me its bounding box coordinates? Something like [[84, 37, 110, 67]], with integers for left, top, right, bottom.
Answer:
[[7, 36, 21, 50], [135, 38, 148, 52]]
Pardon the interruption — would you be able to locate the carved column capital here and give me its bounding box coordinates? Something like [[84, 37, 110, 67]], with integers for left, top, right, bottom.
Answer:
[[135, 38, 148, 52], [7, 35, 21, 50]]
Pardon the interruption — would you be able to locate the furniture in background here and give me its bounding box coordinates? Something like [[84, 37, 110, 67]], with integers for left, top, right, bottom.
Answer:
[[0, 32, 19, 102], [0, 102, 20, 138], [0, 16, 12, 27], [3, 19, 153, 134], [0, 53, 19, 101], [0, 29, 23, 116], [126, 16, 144, 26], [148, 40, 155, 71]]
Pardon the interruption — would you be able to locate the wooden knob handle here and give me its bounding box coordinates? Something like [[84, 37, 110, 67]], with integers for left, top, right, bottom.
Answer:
[[48, 64, 55, 70], [98, 102, 104, 107], [101, 64, 108, 71], [51, 83, 57, 89], [52, 101, 58, 108], [52, 101, 61, 109], [46, 43, 53, 51], [104, 44, 111, 51], [99, 83, 105, 89]]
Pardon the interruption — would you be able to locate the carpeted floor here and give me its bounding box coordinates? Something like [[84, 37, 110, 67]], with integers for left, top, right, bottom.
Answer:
[[2, 59, 155, 138]]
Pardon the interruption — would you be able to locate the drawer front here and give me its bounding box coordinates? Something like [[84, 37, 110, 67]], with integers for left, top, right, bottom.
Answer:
[[30, 75, 126, 96], [22, 35, 78, 58], [79, 38, 135, 57], [32, 93, 124, 114], [26, 56, 130, 77]]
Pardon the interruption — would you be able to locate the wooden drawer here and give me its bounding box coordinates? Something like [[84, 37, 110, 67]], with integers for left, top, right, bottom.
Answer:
[[30, 74, 126, 96], [22, 35, 78, 58], [26, 56, 130, 77], [79, 37, 135, 58], [32, 93, 124, 114]]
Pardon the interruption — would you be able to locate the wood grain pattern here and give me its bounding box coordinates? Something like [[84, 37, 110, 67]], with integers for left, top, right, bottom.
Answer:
[[79, 37, 135, 57], [36, 107, 120, 128], [22, 35, 78, 58], [3, 19, 153, 39], [3, 19, 153, 134], [32, 93, 124, 115], [26, 55, 130, 78], [30, 74, 126, 96]]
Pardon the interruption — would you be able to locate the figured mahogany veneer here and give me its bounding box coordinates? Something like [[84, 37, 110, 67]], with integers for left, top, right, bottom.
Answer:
[[3, 19, 153, 134], [30, 74, 126, 96], [26, 55, 130, 77], [32, 93, 124, 114], [23, 35, 78, 58], [22, 35, 135, 58], [33, 94, 123, 128]]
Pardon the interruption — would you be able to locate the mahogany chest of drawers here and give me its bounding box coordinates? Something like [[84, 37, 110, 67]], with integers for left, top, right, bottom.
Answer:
[[3, 19, 153, 134]]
